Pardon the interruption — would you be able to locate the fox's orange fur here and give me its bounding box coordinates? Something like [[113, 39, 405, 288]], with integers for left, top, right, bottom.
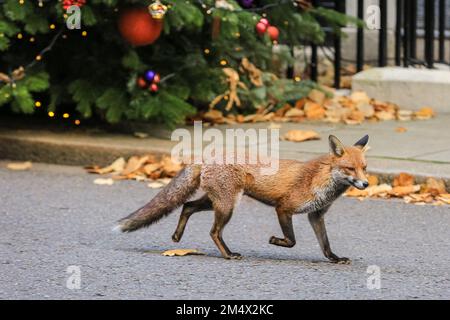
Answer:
[[116, 135, 370, 263]]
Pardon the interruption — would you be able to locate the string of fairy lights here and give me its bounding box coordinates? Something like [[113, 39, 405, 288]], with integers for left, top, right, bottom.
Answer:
[[3, 0, 89, 125]]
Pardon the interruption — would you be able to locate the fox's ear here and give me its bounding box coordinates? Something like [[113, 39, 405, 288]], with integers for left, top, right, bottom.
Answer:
[[354, 134, 369, 149], [329, 135, 345, 157]]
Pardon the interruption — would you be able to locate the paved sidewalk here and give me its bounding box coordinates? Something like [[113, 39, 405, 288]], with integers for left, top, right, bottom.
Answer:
[[0, 114, 449, 183]]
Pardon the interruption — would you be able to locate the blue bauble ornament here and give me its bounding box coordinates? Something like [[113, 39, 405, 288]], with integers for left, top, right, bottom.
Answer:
[[144, 70, 156, 82], [240, 0, 254, 8]]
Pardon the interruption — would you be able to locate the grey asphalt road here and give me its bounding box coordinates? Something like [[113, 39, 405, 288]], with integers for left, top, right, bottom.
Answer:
[[0, 161, 449, 300]]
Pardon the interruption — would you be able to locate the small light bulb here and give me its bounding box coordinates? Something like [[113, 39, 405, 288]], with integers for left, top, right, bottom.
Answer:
[[17, 33, 23, 39], [63, 113, 70, 119], [204, 48, 210, 54], [220, 59, 227, 66], [74, 119, 81, 125], [50, 24, 56, 30], [29, 37, 35, 42], [36, 55, 42, 61], [294, 76, 301, 82], [48, 111, 55, 117], [35, 101, 41, 107], [19, 0, 25, 5], [81, 31, 87, 37]]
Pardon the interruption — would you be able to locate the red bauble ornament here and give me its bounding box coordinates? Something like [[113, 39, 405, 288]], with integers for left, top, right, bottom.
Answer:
[[118, 8, 163, 46], [153, 73, 160, 83], [256, 22, 268, 35], [267, 26, 279, 41], [150, 83, 159, 92], [259, 18, 269, 26], [137, 77, 147, 88], [62, 0, 86, 10]]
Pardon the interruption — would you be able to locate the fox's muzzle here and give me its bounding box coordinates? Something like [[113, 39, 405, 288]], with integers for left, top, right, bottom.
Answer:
[[353, 179, 369, 190], [347, 177, 369, 190]]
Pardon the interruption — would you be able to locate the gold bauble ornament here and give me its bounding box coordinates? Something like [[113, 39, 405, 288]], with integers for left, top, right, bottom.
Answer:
[[148, 1, 168, 20]]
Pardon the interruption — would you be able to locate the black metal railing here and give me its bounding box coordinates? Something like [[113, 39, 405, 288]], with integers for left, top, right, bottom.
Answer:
[[309, 0, 450, 89]]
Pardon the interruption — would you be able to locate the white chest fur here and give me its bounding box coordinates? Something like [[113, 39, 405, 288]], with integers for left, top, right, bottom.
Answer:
[[295, 176, 348, 214]]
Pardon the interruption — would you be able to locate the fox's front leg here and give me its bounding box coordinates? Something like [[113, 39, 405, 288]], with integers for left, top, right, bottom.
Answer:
[[308, 209, 351, 264], [269, 207, 296, 248]]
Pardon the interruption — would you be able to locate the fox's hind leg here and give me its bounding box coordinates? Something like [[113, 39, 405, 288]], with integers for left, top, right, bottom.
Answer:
[[172, 194, 212, 242], [269, 207, 296, 248]]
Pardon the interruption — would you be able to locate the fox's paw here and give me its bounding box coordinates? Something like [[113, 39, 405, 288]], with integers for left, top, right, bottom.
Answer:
[[329, 257, 351, 264], [171, 233, 181, 243], [269, 236, 295, 248], [269, 236, 277, 245], [225, 252, 242, 260]]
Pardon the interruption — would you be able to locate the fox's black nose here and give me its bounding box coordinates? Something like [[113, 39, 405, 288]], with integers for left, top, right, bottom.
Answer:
[[362, 181, 369, 188]]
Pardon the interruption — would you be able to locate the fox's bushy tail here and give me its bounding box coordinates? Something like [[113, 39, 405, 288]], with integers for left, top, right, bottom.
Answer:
[[115, 165, 201, 232]]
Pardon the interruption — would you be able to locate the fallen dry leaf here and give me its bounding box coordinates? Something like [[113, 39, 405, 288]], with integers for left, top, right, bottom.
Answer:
[[160, 156, 183, 177], [295, 98, 306, 110], [375, 111, 395, 121], [162, 249, 204, 257], [122, 155, 149, 176], [282, 130, 320, 142], [308, 89, 326, 105], [345, 110, 365, 124], [368, 175, 379, 186], [148, 181, 165, 189], [304, 102, 326, 120], [415, 107, 435, 120], [390, 185, 421, 197], [422, 178, 447, 196], [356, 102, 375, 118], [7, 161, 32, 171], [89, 157, 126, 175], [367, 184, 392, 197], [284, 108, 304, 118], [93, 178, 114, 185], [345, 187, 368, 197], [350, 91, 370, 104], [393, 173, 415, 187], [142, 163, 162, 176], [436, 194, 450, 204], [397, 110, 413, 121]]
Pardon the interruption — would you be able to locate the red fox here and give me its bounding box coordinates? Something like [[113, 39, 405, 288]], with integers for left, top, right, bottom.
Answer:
[[115, 134, 369, 264]]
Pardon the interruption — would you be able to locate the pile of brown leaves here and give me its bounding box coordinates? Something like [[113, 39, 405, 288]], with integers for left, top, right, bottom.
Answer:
[[345, 173, 450, 206], [196, 90, 435, 125], [85, 155, 183, 188]]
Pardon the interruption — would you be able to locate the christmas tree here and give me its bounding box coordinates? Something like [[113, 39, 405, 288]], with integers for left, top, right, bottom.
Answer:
[[0, 0, 359, 128]]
